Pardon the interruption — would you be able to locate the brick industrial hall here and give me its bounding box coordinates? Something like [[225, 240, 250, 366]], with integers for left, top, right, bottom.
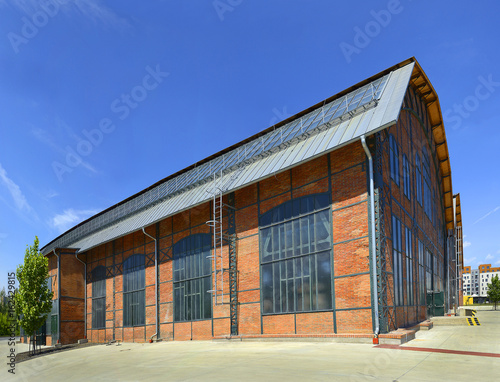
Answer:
[[36, 57, 464, 346]]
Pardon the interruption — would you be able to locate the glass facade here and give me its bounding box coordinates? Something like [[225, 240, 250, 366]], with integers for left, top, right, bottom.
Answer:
[[173, 234, 212, 322], [260, 194, 332, 314], [390, 134, 399, 185], [392, 215, 403, 306], [92, 266, 106, 329], [403, 154, 411, 200], [123, 254, 145, 327]]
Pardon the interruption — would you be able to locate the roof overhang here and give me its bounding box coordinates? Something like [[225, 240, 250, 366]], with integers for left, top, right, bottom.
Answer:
[[408, 59, 454, 231]]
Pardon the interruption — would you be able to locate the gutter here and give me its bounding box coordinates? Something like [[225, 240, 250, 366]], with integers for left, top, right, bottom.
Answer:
[[53, 249, 61, 344], [75, 253, 87, 339], [361, 135, 380, 341], [142, 227, 159, 342]]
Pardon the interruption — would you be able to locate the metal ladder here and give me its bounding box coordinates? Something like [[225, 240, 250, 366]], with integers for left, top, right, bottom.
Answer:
[[205, 171, 238, 306], [206, 183, 225, 305]]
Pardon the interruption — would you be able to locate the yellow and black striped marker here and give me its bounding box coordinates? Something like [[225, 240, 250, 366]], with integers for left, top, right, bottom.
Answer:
[[467, 317, 480, 326], [471, 310, 477, 317]]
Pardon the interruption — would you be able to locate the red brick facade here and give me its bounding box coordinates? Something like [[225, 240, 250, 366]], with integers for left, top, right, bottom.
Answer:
[[45, 83, 454, 344]]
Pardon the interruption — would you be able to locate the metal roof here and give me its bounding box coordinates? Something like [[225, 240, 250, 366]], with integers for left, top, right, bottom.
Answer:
[[42, 60, 421, 255]]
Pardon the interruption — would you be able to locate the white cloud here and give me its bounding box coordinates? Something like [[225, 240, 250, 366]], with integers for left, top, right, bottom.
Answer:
[[463, 241, 471, 248], [0, 163, 32, 213], [496, 260, 500, 265], [0, 0, 130, 29], [485, 254, 494, 261], [46, 190, 59, 199], [31, 126, 98, 175], [474, 206, 500, 225], [50, 208, 100, 233]]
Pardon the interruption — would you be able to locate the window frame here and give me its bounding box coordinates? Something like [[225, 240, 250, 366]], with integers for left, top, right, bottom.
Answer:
[[422, 146, 432, 221], [389, 134, 400, 185], [173, 233, 213, 322], [415, 153, 423, 205], [259, 193, 333, 315], [123, 254, 146, 327], [405, 227, 414, 306], [392, 215, 403, 306], [92, 266, 107, 329], [403, 154, 411, 200]]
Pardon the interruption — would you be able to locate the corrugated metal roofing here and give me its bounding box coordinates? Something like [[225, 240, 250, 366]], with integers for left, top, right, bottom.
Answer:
[[42, 61, 416, 255]]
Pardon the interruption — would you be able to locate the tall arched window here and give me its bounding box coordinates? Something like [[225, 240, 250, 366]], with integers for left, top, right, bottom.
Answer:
[[422, 146, 432, 221], [389, 134, 399, 185], [260, 193, 332, 314], [92, 266, 106, 329], [173, 234, 212, 322], [123, 254, 145, 327]]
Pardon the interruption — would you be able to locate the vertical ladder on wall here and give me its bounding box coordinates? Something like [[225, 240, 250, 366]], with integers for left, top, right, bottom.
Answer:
[[206, 174, 224, 305], [205, 171, 237, 306]]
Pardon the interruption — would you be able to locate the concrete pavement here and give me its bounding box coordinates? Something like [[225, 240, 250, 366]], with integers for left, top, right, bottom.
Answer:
[[3, 308, 499, 381]]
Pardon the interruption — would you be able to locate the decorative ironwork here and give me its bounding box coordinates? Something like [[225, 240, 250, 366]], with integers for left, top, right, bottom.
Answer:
[[159, 247, 172, 263], [375, 131, 396, 333], [227, 192, 238, 336]]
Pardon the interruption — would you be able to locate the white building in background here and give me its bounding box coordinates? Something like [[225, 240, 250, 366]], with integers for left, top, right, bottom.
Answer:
[[463, 264, 500, 301]]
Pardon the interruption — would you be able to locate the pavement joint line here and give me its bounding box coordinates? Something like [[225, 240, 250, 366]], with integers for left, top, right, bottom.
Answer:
[[375, 344, 500, 358]]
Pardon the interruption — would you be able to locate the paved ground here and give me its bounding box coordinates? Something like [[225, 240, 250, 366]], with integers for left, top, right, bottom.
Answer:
[[3, 307, 499, 381]]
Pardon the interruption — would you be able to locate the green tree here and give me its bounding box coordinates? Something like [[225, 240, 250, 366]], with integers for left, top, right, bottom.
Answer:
[[487, 275, 500, 310], [0, 287, 7, 314], [14, 237, 53, 350]]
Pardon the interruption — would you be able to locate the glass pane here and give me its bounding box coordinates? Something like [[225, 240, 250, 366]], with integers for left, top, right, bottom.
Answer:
[[262, 264, 273, 314], [261, 227, 273, 263], [316, 252, 332, 310], [204, 277, 212, 319], [273, 263, 280, 313]]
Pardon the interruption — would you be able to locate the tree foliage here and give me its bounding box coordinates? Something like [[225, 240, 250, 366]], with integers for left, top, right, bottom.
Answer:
[[0, 287, 9, 335], [14, 236, 53, 337], [487, 275, 500, 310]]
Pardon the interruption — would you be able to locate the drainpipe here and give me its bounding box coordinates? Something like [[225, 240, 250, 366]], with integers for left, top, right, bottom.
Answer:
[[361, 135, 380, 340], [75, 252, 87, 339], [53, 249, 61, 344], [142, 227, 158, 342]]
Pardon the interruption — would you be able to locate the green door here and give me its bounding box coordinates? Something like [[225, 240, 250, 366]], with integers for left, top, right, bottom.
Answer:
[[432, 291, 445, 316]]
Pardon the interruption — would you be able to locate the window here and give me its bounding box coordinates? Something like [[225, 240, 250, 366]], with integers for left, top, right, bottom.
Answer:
[[92, 266, 106, 329], [417, 239, 425, 305], [260, 194, 332, 314], [415, 153, 422, 205], [425, 249, 433, 292], [392, 215, 403, 306], [389, 134, 399, 185], [422, 146, 432, 221], [403, 154, 411, 200], [123, 254, 145, 327], [405, 227, 414, 306], [173, 234, 212, 322]]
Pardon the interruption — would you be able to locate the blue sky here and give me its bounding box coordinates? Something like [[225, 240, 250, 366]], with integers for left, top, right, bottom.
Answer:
[[0, 0, 499, 292]]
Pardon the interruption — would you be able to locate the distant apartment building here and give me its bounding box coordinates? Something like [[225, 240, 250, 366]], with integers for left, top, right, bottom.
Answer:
[[463, 264, 500, 303]]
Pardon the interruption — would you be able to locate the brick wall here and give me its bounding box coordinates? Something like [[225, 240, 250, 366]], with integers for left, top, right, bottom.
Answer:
[[378, 84, 449, 330], [53, 90, 451, 343]]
